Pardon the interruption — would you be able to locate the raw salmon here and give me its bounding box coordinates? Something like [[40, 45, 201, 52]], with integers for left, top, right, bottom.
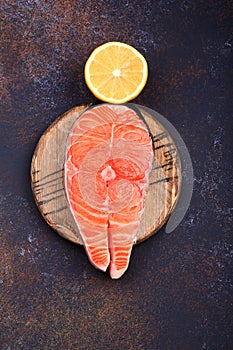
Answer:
[[65, 104, 153, 278]]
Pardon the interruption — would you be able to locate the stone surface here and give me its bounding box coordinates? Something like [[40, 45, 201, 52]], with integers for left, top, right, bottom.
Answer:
[[1, 1, 232, 349]]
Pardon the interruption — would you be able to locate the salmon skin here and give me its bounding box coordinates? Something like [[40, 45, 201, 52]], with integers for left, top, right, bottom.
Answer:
[[65, 104, 153, 278]]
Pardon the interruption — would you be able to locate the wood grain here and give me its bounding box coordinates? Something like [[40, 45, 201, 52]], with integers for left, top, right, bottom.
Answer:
[[31, 105, 182, 245]]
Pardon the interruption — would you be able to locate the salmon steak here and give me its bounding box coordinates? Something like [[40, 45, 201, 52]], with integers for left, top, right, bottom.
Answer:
[[65, 104, 154, 278]]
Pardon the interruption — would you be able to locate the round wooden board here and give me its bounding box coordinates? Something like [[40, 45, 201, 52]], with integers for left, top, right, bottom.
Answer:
[[31, 104, 182, 245]]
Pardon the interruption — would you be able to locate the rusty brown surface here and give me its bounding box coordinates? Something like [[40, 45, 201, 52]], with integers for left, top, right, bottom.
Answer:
[[1, 1, 232, 349]]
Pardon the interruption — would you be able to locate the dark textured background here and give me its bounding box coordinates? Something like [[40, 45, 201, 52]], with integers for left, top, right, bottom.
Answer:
[[1, 1, 232, 349]]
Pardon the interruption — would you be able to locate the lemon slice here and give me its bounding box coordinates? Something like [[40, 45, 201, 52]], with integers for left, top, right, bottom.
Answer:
[[84, 42, 148, 104]]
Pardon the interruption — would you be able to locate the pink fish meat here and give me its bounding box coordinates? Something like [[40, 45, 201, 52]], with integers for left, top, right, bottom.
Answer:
[[65, 104, 153, 278]]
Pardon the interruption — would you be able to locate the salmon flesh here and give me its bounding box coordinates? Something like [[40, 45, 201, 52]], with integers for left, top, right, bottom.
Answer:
[[65, 104, 153, 278]]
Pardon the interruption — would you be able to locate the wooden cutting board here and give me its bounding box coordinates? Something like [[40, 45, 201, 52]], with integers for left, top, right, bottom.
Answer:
[[31, 104, 182, 245]]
